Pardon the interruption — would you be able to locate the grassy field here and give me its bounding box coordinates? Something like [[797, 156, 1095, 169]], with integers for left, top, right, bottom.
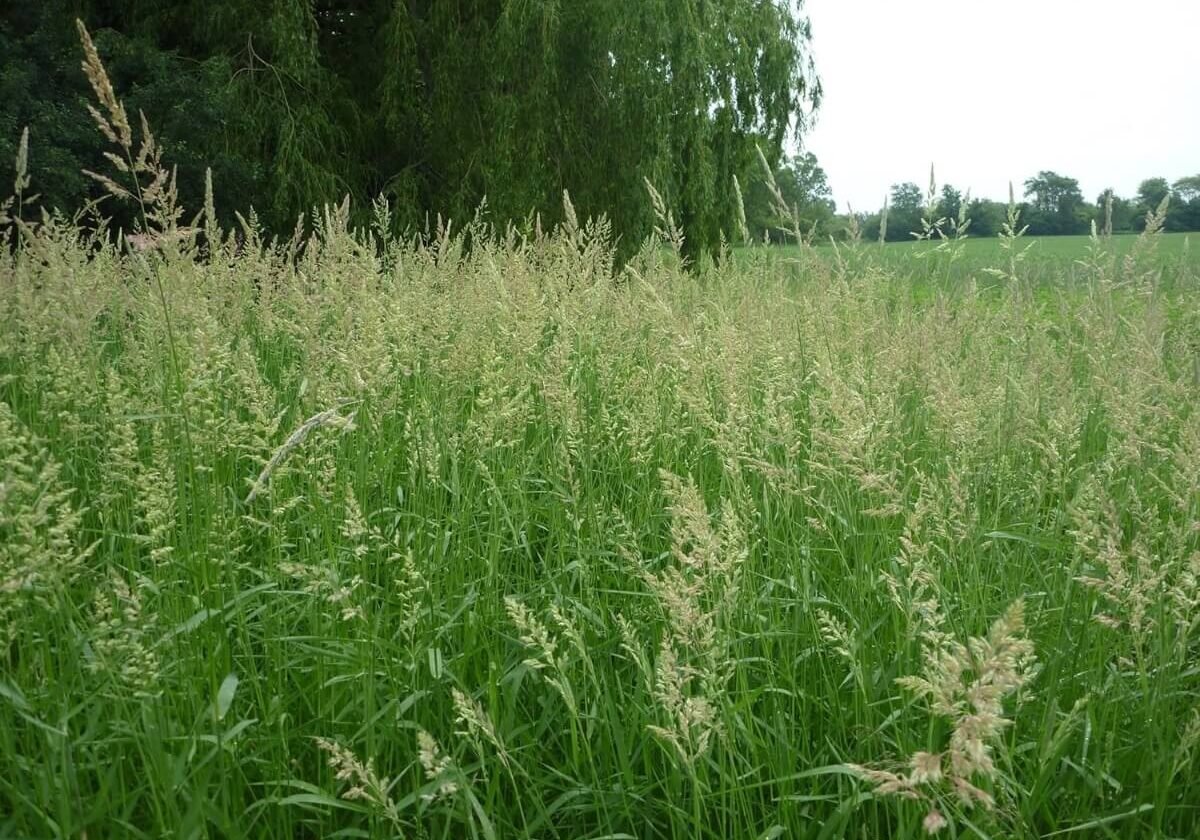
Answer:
[[842, 231, 1195, 259], [2, 198, 1200, 840], [755, 232, 1198, 292]]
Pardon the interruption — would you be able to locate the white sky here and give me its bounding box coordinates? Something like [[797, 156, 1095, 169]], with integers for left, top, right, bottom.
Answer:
[[799, 0, 1200, 212]]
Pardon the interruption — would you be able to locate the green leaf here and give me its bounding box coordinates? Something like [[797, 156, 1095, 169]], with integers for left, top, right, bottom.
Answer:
[[277, 792, 366, 814], [169, 608, 217, 639], [1041, 804, 1154, 837], [0, 679, 29, 711], [216, 673, 239, 721]]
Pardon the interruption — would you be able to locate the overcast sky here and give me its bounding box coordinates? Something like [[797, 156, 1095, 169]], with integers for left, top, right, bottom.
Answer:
[[799, 0, 1200, 212]]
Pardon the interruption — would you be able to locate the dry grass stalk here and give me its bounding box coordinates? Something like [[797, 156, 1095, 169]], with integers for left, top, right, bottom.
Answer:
[[244, 403, 357, 504]]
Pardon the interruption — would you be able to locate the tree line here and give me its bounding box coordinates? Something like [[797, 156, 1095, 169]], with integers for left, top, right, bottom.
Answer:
[[765, 159, 1200, 243], [653, 153, 1200, 246], [858, 172, 1200, 241], [1, 0, 820, 259]]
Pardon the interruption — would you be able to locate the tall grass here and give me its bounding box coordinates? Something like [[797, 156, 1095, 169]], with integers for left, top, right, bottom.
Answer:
[[2, 27, 1200, 840]]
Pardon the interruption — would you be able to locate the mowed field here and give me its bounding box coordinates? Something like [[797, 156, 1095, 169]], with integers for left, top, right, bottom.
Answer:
[[849, 231, 1195, 259], [2, 215, 1199, 840], [762, 232, 1198, 288]]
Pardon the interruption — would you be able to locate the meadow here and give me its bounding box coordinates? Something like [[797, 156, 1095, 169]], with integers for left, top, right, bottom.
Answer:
[[3, 40, 1200, 840], [766, 232, 1197, 291], [825, 231, 1196, 261]]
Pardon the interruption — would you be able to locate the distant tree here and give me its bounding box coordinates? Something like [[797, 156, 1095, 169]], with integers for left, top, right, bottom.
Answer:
[[966, 198, 1006, 238], [1131, 177, 1172, 232], [859, 209, 883, 242], [744, 151, 835, 243], [1171, 175, 1200, 231], [1137, 178, 1172, 210], [891, 182, 923, 209], [836, 209, 873, 242], [939, 184, 964, 226], [1023, 171, 1086, 235], [848, 171, 1199, 243], [883, 182, 924, 241], [1094, 189, 1137, 233], [1175, 176, 1200, 204]]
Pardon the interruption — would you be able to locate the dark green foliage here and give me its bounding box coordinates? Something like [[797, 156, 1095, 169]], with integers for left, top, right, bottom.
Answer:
[[1094, 189, 1138, 234], [1172, 175, 1200, 232], [939, 184, 963, 226], [1120, 176, 1200, 234], [0, 6, 267, 233], [1022, 171, 1087, 236], [743, 150, 835, 242], [853, 173, 1200, 242], [1, 0, 820, 254], [1174, 176, 1200, 204], [881, 181, 923, 241], [1136, 177, 1172, 215], [966, 198, 1007, 238]]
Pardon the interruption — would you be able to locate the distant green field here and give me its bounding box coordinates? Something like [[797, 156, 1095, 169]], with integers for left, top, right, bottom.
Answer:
[[749, 232, 1197, 288], [867, 232, 1193, 260]]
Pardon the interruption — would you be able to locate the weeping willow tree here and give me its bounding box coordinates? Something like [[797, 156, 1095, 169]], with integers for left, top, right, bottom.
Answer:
[[372, 0, 820, 256], [2, 0, 820, 254]]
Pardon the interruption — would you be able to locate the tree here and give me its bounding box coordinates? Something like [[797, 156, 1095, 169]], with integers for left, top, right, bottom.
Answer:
[[0, 7, 265, 234], [2, 0, 822, 258], [939, 184, 965, 226], [1171, 175, 1200, 231], [743, 150, 835, 243], [1094, 189, 1137, 233], [1023, 171, 1086, 235], [883, 182, 924, 241], [1131, 177, 1171, 232], [1136, 177, 1172, 210], [1175, 176, 1200, 204], [966, 198, 1006, 238]]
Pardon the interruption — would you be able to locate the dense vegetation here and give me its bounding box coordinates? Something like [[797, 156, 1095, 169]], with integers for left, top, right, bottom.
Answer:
[[855, 172, 1200, 243], [0, 0, 819, 258], [6, 4, 1197, 252], [3, 37, 1200, 839]]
